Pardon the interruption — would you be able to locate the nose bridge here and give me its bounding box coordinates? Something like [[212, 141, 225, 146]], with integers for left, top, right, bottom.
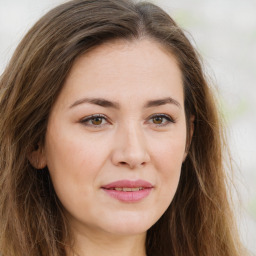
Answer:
[[125, 121, 144, 151], [112, 119, 150, 168]]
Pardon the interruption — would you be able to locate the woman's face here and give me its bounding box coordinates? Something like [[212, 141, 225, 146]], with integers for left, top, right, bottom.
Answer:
[[41, 39, 187, 237]]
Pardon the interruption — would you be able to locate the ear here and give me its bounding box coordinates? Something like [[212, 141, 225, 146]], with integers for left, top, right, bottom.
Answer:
[[183, 115, 195, 162], [27, 144, 47, 169]]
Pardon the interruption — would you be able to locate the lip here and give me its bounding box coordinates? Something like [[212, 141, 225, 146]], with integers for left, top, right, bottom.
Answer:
[[101, 179, 154, 202]]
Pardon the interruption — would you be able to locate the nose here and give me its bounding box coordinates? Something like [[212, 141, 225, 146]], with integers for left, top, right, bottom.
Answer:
[[111, 123, 150, 169]]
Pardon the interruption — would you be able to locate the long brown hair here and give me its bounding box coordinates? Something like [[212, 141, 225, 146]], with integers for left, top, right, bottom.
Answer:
[[0, 0, 246, 255]]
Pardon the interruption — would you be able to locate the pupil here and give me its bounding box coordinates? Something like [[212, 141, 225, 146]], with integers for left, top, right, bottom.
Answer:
[[92, 117, 102, 125], [153, 117, 163, 124]]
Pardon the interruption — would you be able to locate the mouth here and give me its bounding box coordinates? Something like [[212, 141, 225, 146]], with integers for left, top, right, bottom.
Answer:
[[107, 187, 144, 191], [101, 179, 153, 202]]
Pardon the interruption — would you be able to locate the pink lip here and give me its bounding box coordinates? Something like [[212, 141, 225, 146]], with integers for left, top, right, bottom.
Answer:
[[101, 179, 153, 202]]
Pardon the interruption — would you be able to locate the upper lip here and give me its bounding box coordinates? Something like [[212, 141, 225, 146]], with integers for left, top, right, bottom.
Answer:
[[101, 179, 153, 189]]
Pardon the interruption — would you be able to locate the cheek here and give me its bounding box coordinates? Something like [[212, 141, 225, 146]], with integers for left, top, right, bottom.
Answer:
[[149, 128, 186, 197], [151, 131, 186, 171], [44, 130, 105, 216], [45, 124, 106, 177], [44, 123, 112, 207]]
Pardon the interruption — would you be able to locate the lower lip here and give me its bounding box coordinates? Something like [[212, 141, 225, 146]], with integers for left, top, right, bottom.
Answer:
[[102, 188, 152, 202]]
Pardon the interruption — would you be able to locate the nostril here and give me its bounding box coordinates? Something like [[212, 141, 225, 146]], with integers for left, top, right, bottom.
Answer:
[[118, 160, 147, 168]]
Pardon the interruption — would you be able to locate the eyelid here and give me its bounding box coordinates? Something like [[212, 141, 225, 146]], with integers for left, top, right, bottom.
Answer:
[[80, 114, 110, 127], [79, 113, 175, 128], [146, 113, 175, 126]]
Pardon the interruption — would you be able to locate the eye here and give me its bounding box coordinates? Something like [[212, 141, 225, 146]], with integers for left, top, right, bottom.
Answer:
[[148, 114, 174, 127], [152, 116, 165, 124], [90, 116, 104, 125], [80, 114, 109, 127]]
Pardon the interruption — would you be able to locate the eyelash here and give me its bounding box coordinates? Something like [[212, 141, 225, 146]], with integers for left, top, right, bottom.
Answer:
[[80, 114, 109, 128], [147, 114, 175, 127], [80, 114, 175, 128]]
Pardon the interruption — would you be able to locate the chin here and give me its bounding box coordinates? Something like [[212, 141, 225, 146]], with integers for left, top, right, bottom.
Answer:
[[100, 211, 158, 236]]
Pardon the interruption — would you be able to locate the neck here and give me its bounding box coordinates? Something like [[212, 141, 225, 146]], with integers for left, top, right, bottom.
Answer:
[[67, 226, 147, 256]]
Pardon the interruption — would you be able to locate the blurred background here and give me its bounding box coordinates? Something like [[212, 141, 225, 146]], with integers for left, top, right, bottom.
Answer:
[[0, 0, 255, 254]]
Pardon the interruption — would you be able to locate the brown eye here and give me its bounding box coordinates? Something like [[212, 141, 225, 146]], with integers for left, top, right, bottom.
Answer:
[[152, 116, 164, 124], [91, 117, 103, 125], [148, 114, 174, 127], [80, 114, 109, 127]]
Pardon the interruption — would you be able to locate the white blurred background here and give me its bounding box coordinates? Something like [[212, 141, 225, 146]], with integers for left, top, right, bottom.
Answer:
[[0, 0, 255, 254]]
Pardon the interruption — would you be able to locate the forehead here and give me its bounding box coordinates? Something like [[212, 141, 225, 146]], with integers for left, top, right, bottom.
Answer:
[[58, 39, 184, 107]]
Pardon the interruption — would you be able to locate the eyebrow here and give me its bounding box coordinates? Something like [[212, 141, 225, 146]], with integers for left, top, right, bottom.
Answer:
[[69, 97, 181, 109], [144, 97, 181, 109], [69, 98, 120, 109]]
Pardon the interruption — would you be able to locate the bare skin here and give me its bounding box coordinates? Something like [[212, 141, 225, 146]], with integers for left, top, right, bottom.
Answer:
[[33, 39, 188, 256]]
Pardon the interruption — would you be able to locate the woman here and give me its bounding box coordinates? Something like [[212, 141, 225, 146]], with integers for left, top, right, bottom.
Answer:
[[0, 0, 246, 255]]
